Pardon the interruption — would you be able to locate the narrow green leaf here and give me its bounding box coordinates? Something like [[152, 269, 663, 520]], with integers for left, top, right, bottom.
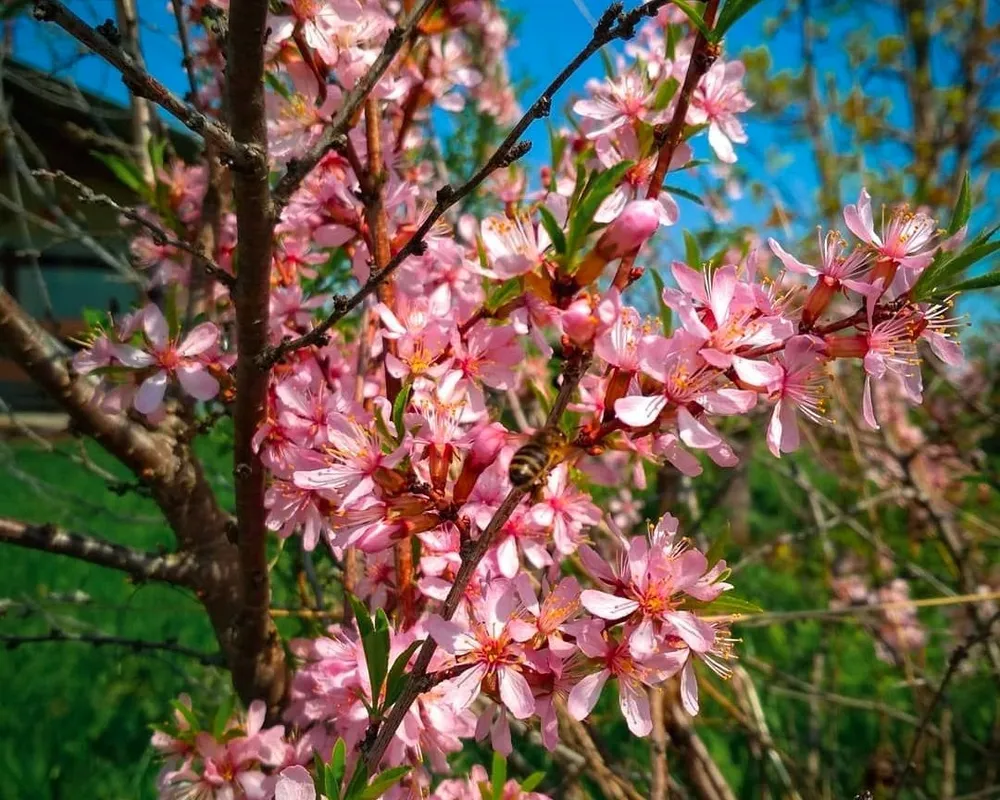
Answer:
[[944, 269, 1000, 294], [537, 204, 567, 256], [391, 380, 412, 443], [924, 241, 1000, 296], [348, 595, 374, 638], [566, 160, 633, 261], [700, 593, 763, 616], [363, 633, 390, 711], [683, 230, 702, 269], [478, 783, 493, 800], [672, 0, 712, 39], [947, 172, 971, 236], [344, 763, 368, 800], [491, 752, 507, 800], [329, 738, 347, 795], [485, 278, 522, 312], [649, 269, 672, 334], [520, 772, 546, 793], [715, 0, 766, 38], [211, 695, 234, 738], [169, 699, 200, 731], [663, 184, 706, 207], [357, 767, 412, 800], [91, 151, 147, 196], [385, 639, 424, 707]]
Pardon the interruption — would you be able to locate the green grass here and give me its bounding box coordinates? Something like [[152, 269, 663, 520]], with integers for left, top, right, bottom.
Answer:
[[0, 440, 221, 800]]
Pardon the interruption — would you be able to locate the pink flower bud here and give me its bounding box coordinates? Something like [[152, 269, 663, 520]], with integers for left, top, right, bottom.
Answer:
[[468, 422, 508, 469], [595, 200, 661, 261]]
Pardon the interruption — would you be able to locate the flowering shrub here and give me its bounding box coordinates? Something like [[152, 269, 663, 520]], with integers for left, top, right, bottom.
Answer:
[[44, 0, 998, 797]]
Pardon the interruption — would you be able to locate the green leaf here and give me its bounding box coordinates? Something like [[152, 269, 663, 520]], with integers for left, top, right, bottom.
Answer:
[[652, 76, 680, 111], [485, 278, 522, 313], [91, 151, 148, 196], [343, 763, 368, 800], [649, 269, 672, 335], [947, 172, 971, 236], [169, 699, 200, 731], [328, 737, 347, 798], [673, 0, 712, 39], [357, 767, 411, 800], [916, 240, 1000, 298], [363, 622, 391, 711], [491, 752, 507, 800], [478, 783, 493, 800], [684, 230, 702, 268], [944, 269, 1000, 294], [391, 379, 412, 444], [384, 639, 424, 707], [520, 772, 546, 793], [537, 205, 567, 256], [663, 185, 706, 207], [211, 694, 234, 738], [715, 0, 766, 38], [348, 594, 374, 638], [700, 593, 763, 616], [565, 160, 633, 261]]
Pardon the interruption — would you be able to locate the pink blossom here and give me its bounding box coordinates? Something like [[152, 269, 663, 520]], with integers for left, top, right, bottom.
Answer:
[[427, 583, 536, 719], [578, 524, 725, 658], [766, 335, 828, 457], [113, 305, 221, 415], [844, 188, 943, 272], [688, 60, 753, 163], [573, 72, 662, 138], [594, 200, 662, 260], [567, 622, 686, 736]]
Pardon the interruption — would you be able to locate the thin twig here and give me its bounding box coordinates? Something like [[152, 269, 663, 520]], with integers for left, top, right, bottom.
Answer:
[[0, 518, 197, 585], [261, 0, 673, 368], [31, 0, 259, 171], [270, 0, 440, 211], [892, 611, 1000, 799], [35, 169, 234, 288], [0, 630, 224, 666]]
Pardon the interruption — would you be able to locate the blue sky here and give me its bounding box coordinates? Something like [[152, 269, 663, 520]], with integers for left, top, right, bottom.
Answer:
[[11, 0, 998, 316]]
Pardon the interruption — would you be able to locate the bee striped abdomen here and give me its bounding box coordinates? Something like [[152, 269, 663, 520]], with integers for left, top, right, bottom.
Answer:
[[509, 428, 567, 487], [509, 444, 551, 487]]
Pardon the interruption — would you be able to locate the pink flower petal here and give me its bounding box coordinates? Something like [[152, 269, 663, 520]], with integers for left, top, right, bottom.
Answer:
[[275, 766, 315, 800], [568, 669, 610, 720], [498, 666, 535, 719], [176, 322, 219, 357], [618, 677, 652, 736], [134, 370, 168, 415], [615, 394, 667, 427], [580, 590, 639, 621], [680, 660, 700, 715], [667, 611, 715, 654], [176, 364, 219, 401]]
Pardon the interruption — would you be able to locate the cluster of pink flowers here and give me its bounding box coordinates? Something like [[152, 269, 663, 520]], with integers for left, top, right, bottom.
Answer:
[[831, 570, 927, 665], [62, 1, 974, 797], [72, 304, 230, 419]]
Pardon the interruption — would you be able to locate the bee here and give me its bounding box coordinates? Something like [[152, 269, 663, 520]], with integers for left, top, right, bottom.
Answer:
[[509, 427, 569, 488]]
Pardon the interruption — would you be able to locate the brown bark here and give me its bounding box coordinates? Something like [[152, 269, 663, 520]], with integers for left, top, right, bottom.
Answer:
[[226, 0, 288, 715], [0, 287, 250, 695]]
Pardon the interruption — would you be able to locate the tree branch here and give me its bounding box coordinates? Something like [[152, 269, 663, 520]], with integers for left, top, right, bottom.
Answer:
[[226, 0, 288, 715], [270, 0, 440, 212], [262, 0, 673, 368], [892, 610, 1000, 799], [31, 0, 261, 173], [36, 169, 234, 288], [0, 517, 197, 585], [0, 630, 224, 667], [613, 0, 721, 290]]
